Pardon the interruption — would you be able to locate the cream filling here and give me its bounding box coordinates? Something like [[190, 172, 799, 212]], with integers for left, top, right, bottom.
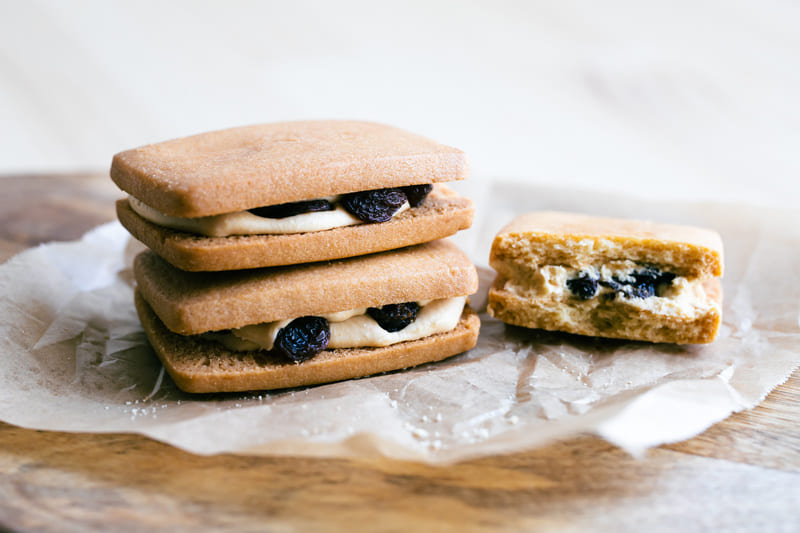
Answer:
[[504, 262, 716, 318], [128, 196, 410, 237], [206, 296, 465, 352]]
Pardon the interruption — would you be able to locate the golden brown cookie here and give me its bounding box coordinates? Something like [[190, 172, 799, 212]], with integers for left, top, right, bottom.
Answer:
[[488, 211, 724, 344], [118, 184, 474, 271], [111, 121, 468, 218], [490, 211, 723, 280]]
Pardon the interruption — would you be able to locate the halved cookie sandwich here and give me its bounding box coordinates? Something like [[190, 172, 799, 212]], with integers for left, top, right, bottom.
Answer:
[[488, 212, 723, 344], [112, 120, 473, 271], [134, 240, 480, 393]]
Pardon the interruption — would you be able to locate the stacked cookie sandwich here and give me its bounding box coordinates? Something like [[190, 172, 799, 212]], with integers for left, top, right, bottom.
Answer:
[[112, 121, 480, 392]]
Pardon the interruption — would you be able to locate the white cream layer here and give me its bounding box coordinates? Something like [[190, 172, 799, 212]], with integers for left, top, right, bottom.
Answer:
[[129, 196, 409, 237], [504, 261, 716, 319], [206, 296, 466, 352]]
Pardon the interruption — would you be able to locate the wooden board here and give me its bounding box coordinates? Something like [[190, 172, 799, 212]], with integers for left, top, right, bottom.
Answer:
[[0, 173, 798, 532]]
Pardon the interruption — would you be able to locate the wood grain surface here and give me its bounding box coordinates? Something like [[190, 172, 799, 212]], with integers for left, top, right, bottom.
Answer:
[[0, 173, 798, 533]]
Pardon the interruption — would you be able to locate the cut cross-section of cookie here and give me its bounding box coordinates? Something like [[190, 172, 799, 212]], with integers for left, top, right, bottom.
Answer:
[[111, 121, 473, 270], [133, 240, 480, 392], [487, 211, 724, 344]]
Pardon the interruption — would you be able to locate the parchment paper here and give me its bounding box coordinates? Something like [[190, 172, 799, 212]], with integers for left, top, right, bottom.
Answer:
[[1, 181, 798, 463]]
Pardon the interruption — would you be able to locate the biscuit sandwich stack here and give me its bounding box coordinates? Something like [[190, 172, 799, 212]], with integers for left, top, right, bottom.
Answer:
[[112, 121, 480, 393]]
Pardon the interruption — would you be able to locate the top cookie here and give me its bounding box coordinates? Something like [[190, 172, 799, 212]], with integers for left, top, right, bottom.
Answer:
[[490, 211, 723, 279], [111, 121, 468, 217]]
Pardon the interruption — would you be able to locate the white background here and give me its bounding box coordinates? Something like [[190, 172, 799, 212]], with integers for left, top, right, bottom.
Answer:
[[1, 0, 798, 207]]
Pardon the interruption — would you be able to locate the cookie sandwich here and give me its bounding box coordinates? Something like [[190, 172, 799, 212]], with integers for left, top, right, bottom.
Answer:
[[113, 121, 473, 271], [488, 211, 723, 344], [134, 240, 480, 393]]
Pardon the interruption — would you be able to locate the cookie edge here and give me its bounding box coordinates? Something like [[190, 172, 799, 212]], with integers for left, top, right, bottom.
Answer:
[[490, 211, 724, 278]]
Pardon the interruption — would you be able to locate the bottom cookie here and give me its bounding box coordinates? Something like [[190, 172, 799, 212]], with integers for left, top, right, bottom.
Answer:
[[488, 275, 722, 344], [135, 291, 481, 393]]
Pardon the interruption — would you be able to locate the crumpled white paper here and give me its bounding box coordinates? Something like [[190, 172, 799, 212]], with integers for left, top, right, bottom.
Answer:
[[0, 181, 798, 463]]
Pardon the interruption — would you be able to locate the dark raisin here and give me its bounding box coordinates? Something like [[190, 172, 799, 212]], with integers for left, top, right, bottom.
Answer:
[[633, 268, 676, 297], [340, 188, 408, 223], [274, 316, 330, 363], [631, 266, 677, 286], [631, 267, 660, 285], [627, 282, 655, 299], [657, 271, 676, 286], [600, 276, 648, 299], [402, 184, 433, 207], [249, 199, 334, 219], [566, 272, 599, 300], [366, 302, 420, 332], [599, 267, 676, 299]]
